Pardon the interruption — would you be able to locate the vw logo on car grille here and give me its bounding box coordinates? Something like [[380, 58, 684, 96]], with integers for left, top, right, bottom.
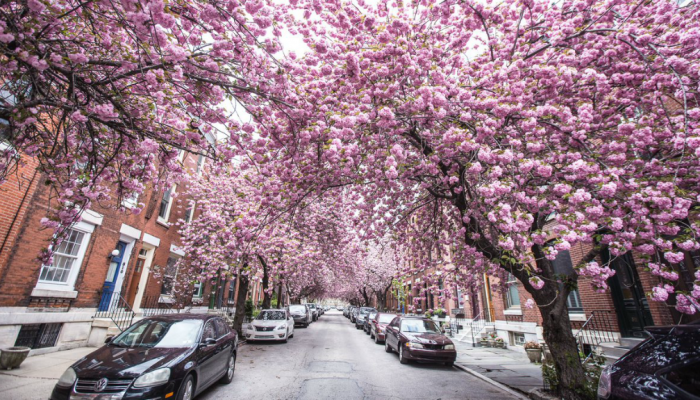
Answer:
[[94, 378, 109, 392]]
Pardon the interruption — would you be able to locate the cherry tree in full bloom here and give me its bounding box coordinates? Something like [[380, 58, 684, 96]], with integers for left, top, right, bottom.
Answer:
[[250, 0, 700, 396], [0, 0, 286, 261]]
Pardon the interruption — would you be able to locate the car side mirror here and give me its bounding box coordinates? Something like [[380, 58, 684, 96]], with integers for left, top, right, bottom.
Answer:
[[200, 337, 216, 347], [104, 336, 113, 344]]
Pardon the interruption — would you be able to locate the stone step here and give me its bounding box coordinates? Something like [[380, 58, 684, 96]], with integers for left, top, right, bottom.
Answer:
[[619, 337, 645, 348]]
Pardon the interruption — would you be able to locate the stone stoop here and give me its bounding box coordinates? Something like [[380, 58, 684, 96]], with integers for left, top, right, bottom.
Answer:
[[598, 337, 644, 364]]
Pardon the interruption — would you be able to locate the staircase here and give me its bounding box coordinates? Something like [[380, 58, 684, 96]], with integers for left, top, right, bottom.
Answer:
[[573, 310, 644, 364], [90, 290, 136, 345], [454, 312, 495, 346], [597, 337, 644, 364]]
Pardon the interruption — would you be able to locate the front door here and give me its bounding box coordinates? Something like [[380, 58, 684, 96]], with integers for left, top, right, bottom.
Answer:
[[604, 251, 654, 338], [98, 241, 127, 311], [126, 248, 148, 307]]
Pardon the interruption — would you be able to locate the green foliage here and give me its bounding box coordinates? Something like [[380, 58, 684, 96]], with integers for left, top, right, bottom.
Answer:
[[245, 299, 254, 319], [542, 362, 559, 392]]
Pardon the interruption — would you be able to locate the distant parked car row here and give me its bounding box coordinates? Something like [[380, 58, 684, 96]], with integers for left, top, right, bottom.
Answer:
[[51, 302, 329, 400], [344, 306, 457, 367]]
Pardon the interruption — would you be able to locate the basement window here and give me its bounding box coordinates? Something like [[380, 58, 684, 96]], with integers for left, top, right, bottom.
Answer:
[[15, 323, 63, 349]]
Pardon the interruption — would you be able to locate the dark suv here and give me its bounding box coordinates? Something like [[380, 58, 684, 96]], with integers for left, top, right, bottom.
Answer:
[[598, 320, 700, 399]]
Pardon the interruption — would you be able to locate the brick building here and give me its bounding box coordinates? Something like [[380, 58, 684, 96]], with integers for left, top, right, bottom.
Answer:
[[0, 150, 244, 354]]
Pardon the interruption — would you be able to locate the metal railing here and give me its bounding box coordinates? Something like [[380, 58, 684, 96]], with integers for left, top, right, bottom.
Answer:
[[572, 310, 618, 363], [139, 294, 181, 317], [94, 290, 135, 332]]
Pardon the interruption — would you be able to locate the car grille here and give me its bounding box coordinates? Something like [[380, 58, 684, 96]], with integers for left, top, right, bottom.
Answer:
[[254, 326, 275, 332], [256, 335, 275, 338], [422, 344, 445, 350], [75, 378, 133, 393]]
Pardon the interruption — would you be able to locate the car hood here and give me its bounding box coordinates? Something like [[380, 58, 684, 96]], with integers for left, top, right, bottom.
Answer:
[[404, 333, 453, 345], [73, 345, 191, 379]]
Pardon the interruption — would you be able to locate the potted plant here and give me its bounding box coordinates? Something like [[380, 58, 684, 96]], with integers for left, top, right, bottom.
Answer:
[[434, 308, 447, 318], [524, 341, 542, 363], [494, 337, 506, 349], [0, 346, 31, 370], [480, 337, 490, 347], [486, 332, 497, 347]]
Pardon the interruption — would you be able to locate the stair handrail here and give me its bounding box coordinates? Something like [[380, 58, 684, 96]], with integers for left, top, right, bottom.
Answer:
[[574, 310, 617, 364], [94, 290, 135, 332]]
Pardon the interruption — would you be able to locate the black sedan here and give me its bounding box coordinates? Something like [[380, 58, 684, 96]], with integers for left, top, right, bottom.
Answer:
[[598, 320, 700, 400], [51, 314, 237, 400], [384, 316, 456, 366]]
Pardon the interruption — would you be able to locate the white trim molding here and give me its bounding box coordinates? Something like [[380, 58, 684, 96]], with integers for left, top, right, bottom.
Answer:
[[80, 209, 104, 226], [143, 233, 160, 247], [170, 244, 185, 257]]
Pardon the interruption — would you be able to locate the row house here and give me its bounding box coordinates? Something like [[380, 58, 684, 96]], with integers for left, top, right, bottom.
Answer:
[[385, 230, 698, 357], [0, 149, 243, 354]]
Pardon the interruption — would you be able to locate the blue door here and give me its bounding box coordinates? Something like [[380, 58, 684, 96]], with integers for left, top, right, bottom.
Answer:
[[98, 241, 127, 311]]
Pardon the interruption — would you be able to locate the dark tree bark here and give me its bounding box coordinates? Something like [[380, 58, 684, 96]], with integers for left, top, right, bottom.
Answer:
[[360, 288, 370, 307], [374, 282, 392, 311], [258, 255, 272, 309], [276, 281, 283, 308], [232, 269, 250, 336]]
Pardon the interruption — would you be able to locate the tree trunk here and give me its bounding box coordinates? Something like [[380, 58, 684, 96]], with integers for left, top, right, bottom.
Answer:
[[233, 272, 250, 336], [361, 288, 370, 307], [258, 255, 272, 309], [276, 281, 283, 308]]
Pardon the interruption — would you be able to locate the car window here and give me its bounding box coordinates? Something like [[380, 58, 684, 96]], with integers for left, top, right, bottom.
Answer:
[[111, 319, 203, 348], [400, 319, 440, 333], [378, 314, 397, 323], [390, 318, 400, 327], [289, 305, 306, 313], [256, 311, 286, 320], [202, 321, 216, 341], [214, 318, 229, 337]]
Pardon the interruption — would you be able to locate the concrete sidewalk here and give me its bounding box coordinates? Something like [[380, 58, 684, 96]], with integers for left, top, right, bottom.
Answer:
[[0, 347, 96, 400], [454, 340, 544, 398]]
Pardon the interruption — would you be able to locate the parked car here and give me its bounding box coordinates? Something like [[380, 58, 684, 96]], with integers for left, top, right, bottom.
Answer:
[[363, 311, 378, 334], [384, 316, 456, 367], [289, 304, 313, 327], [370, 312, 398, 343], [597, 320, 700, 400], [244, 309, 295, 343], [351, 307, 361, 323], [51, 314, 237, 400], [344, 306, 352, 318], [304, 303, 319, 321], [355, 307, 377, 330]]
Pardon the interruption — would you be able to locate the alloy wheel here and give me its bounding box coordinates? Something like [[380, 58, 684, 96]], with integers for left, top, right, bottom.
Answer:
[[227, 355, 235, 380], [183, 378, 193, 400]]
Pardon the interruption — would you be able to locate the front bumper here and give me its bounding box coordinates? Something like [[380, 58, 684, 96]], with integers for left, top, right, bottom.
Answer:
[[51, 379, 179, 400], [404, 348, 457, 363], [245, 330, 287, 340]]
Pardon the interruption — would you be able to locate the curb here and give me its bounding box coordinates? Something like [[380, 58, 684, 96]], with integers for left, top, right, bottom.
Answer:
[[453, 363, 530, 400]]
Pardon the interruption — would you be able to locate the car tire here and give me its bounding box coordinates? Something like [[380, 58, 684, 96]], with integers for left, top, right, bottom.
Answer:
[[445, 361, 454, 367], [282, 336, 288, 344], [219, 353, 236, 384], [374, 334, 379, 344], [385, 341, 392, 353], [178, 374, 195, 400], [370, 331, 374, 339], [399, 346, 409, 364]]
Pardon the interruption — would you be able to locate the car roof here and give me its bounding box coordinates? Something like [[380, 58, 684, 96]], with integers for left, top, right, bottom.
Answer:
[[260, 309, 287, 312], [143, 313, 216, 322]]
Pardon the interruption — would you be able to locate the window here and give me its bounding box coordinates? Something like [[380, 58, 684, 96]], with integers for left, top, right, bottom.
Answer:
[[510, 332, 526, 346], [157, 185, 176, 223], [185, 204, 195, 223], [135, 249, 148, 273], [196, 154, 205, 175], [504, 274, 521, 309], [160, 255, 180, 295], [15, 323, 63, 349], [202, 321, 216, 341], [193, 281, 203, 298], [551, 248, 584, 313], [39, 229, 88, 284]]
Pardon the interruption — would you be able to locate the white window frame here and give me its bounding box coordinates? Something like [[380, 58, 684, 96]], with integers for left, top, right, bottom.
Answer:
[[122, 192, 139, 209], [196, 154, 205, 175], [184, 203, 196, 223], [157, 185, 176, 225], [160, 254, 181, 297], [193, 281, 203, 299], [504, 274, 521, 310], [34, 221, 94, 293]]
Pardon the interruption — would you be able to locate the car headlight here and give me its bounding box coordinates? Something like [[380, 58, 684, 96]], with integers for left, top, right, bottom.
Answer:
[[407, 342, 424, 349], [597, 365, 612, 399], [444, 344, 455, 350], [245, 324, 253, 331], [57, 367, 77, 387], [276, 323, 288, 330], [133, 368, 171, 388]]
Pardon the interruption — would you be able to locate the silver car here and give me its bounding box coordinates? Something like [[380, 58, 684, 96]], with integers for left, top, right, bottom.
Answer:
[[289, 304, 312, 327]]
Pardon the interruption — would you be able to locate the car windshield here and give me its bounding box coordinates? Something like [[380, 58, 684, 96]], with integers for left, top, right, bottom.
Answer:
[[400, 319, 441, 334], [368, 312, 377, 319], [306, 304, 316, 309], [111, 319, 202, 348], [289, 305, 306, 313], [378, 314, 396, 323], [256, 311, 286, 320], [360, 307, 375, 314]]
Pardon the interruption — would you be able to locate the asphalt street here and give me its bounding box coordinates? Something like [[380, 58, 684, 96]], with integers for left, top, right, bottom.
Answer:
[[199, 310, 514, 400]]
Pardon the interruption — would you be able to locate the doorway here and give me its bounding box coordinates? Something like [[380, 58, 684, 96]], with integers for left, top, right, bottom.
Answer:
[[126, 248, 149, 307], [98, 241, 127, 311], [603, 251, 654, 338]]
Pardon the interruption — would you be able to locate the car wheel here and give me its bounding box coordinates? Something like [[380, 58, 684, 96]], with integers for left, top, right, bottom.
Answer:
[[370, 331, 374, 339], [178, 375, 195, 400], [399, 346, 409, 364], [445, 361, 454, 367], [282, 335, 288, 344], [219, 353, 236, 384], [385, 340, 392, 353], [374, 334, 379, 344]]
